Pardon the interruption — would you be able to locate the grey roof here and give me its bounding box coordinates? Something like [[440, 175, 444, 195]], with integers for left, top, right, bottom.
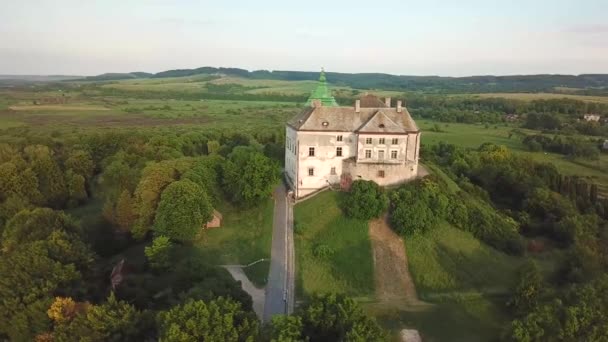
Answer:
[[287, 105, 419, 133]]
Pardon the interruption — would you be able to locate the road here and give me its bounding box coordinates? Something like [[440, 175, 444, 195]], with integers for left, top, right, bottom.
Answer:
[[222, 265, 265, 319], [263, 182, 295, 322]]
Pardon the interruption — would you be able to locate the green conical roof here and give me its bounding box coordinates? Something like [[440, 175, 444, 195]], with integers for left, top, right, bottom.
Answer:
[[305, 69, 338, 107]]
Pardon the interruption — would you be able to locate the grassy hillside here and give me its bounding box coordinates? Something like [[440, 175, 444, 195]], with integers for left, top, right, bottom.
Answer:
[[294, 191, 374, 298]]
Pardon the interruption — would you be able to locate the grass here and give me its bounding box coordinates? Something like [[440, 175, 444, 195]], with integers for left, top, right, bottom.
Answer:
[[294, 191, 374, 298], [370, 223, 521, 341], [406, 223, 521, 297], [193, 198, 274, 285]]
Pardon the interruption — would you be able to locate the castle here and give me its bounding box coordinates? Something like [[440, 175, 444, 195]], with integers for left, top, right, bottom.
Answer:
[[285, 70, 421, 199]]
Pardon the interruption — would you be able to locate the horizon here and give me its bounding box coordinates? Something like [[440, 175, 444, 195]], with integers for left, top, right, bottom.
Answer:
[[1, 0, 607, 76]]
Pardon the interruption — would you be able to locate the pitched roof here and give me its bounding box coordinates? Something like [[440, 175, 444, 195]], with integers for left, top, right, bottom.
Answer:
[[358, 110, 405, 133], [359, 94, 387, 108], [287, 105, 419, 133]]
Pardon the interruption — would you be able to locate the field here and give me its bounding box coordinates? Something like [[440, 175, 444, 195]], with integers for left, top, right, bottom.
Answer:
[[294, 191, 374, 298], [418, 120, 608, 195], [0, 90, 299, 131], [468, 92, 608, 104]]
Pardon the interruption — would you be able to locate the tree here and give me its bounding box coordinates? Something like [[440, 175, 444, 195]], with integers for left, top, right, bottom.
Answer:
[[24, 145, 68, 208], [144, 236, 173, 271], [115, 190, 136, 232], [0, 243, 81, 340], [156, 298, 259, 341], [300, 293, 386, 341], [65, 150, 95, 180], [51, 293, 146, 342], [389, 178, 448, 235], [342, 180, 388, 220], [508, 260, 543, 315], [153, 179, 212, 242], [131, 162, 179, 239], [66, 170, 88, 207], [222, 146, 279, 206], [2, 208, 81, 252], [267, 315, 304, 342]]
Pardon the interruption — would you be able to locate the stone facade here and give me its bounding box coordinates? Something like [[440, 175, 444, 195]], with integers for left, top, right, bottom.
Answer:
[[285, 71, 421, 199]]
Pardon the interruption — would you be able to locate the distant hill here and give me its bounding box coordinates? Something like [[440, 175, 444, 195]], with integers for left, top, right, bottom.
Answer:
[[19, 67, 608, 94], [78, 72, 153, 81]]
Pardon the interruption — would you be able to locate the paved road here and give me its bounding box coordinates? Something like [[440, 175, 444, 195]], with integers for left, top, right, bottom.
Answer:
[[223, 265, 265, 319], [263, 182, 295, 322]]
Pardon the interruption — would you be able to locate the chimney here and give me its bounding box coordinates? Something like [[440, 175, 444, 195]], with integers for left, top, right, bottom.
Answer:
[[355, 99, 360, 113], [397, 100, 402, 113], [385, 97, 391, 107]]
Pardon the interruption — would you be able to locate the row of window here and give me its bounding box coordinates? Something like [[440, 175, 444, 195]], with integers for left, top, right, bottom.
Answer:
[[308, 147, 343, 157], [308, 146, 398, 159], [307, 167, 386, 178], [364, 149, 398, 159], [365, 137, 398, 145]]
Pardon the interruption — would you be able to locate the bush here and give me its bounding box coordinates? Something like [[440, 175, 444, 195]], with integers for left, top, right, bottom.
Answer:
[[342, 180, 388, 220], [312, 244, 335, 259], [389, 177, 448, 235]]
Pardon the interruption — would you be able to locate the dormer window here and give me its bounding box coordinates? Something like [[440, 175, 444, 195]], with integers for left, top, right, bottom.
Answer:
[[322, 121, 329, 127], [379, 124, 385, 128]]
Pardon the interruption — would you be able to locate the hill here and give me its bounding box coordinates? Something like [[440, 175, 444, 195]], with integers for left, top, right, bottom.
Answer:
[[80, 67, 608, 94]]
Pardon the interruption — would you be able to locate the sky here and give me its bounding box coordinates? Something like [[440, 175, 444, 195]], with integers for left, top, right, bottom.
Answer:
[[1, 0, 607, 76]]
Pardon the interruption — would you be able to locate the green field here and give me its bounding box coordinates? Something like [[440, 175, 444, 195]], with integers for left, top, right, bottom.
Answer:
[[294, 191, 374, 298]]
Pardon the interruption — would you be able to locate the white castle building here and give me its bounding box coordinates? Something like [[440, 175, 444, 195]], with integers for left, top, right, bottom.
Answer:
[[285, 70, 421, 199]]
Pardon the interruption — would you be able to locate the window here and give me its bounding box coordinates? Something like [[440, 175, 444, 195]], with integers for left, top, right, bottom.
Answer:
[[365, 149, 372, 158], [379, 138, 385, 144], [391, 150, 398, 159], [337, 135, 343, 142], [330, 167, 336, 175], [336, 147, 342, 157], [378, 150, 385, 160], [392, 138, 399, 144], [365, 138, 372, 144], [378, 170, 385, 178], [308, 168, 314, 176], [308, 147, 315, 157]]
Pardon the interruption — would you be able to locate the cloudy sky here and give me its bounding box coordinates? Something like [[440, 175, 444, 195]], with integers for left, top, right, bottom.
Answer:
[[1, 0, 607, 76]]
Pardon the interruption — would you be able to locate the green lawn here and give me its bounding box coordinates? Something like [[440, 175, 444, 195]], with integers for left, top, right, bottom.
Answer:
[[294, 191, 374, 298], [193, 198, 274, 285]]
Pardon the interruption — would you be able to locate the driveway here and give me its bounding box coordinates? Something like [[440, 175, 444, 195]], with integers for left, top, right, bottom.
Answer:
[[263, 182, 295, 322]]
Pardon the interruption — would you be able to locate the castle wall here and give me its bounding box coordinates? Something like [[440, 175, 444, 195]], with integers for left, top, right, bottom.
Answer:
[[343, 159, 418, 187]]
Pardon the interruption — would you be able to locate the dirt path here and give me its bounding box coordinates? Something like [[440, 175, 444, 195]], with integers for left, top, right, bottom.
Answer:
[[369, 215, 426, 306], [222, 266, 265, 319]]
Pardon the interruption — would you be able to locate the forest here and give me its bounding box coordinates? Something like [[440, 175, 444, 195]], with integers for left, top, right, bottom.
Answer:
[[0, 123, 387, 341]]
